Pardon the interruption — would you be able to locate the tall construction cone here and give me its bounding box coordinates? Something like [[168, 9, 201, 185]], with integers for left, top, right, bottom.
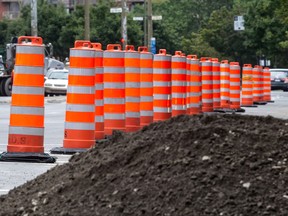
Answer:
[[51, 40, 96, 154], [0, 36, 55, 163]]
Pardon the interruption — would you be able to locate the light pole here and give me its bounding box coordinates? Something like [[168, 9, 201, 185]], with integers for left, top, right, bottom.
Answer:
[[121, 0, 128, 49], [84, 0, 90, 40], [31, 0, 37, 36], [147, 0, 153, 52]]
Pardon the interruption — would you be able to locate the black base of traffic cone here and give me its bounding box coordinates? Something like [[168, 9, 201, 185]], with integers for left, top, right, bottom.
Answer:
[[50, 147, 89, 155], [214, 108, 245, 113], [253, 101, 267, 105], [266, 100, 274, 103], [0, 152, 56, 163], [241, 105, 258, 108]]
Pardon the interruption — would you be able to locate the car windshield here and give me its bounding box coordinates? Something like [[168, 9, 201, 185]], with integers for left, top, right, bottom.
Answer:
[[48, 71, 68, 80]]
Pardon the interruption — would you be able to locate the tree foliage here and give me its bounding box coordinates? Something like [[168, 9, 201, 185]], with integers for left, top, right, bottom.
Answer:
[[0, 0, 287, 66]]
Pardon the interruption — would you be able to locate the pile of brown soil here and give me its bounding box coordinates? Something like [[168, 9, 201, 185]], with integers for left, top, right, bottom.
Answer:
[[1, 114, 288, 216]]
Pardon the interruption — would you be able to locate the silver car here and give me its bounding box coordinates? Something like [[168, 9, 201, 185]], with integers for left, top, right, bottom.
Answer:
[[44, 69, 68, 96]]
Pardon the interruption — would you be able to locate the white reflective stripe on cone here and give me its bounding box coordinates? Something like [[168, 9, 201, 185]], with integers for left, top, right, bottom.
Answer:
[[16, 46, 44, 54], [140, 111, 153, 116], [10, 106, 44, 115], [126, 97, 140, 103], [67, 86, 94, 94], [202, 89, 213, 94], [95, 116, 104, 122], [242, 95, 253, 99], [154, 55, 171, 61], [126, 82, 140, 88], [172, 69, 186, 74], [12, 86, 44, 95], [103, 52, 124, 58], [104, 98, 125, 104], [126, 112, 140, 118], [14, 66, 43, 75], [172, 93, 186, 98], [9, 126, 44, 136], [221, 96, 230, 100], [104, 113, 125, 120], [153, 81, 170, 87], [202, 99, 213, 103], [190, 104, 200, 108], [66, 104, 94, 112], [95, 68, 103, 74], [95, 84, 103, 90], [103, 67, 125, 74], [65, 122, 95, 130], [140, 54, 153, 59], [172, 105, 186, 110], [95, 100, 104, 106], [95, 51, 103, 58], [70, 49, 95, 58], [230, 74, 240, 78], [172, 81, 186, 86], [154, 94, 170, 100], [104, 82, 125, 89], [230, 82, 240, 87], [141, 82, 153, 88], [190, 82, 201, 86], [154, 107, 171, 113], [202, 71, 212, 76], [153, 69, 171, 74], [140, 96, 153, 102], [172, 57, 186, 63], [69, 68, 95, 76], [125, 53, 140, 59], [125, 67, 140, 73], [202, 80, 213, 85], [213, 89, 220, 93], [140, 68, 153, 74], [230, 90, 240, 94]]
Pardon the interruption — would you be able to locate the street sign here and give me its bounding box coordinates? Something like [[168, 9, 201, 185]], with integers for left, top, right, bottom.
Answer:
[[133, 17, 144, 21], [110, 7, 122, 13], [151, 37, 156, 54], [234, 15, 245, 31], [152, 15, 162, 21]]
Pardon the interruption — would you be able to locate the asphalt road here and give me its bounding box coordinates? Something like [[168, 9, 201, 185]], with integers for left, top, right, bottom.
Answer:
[[0, 91, 288, 195]]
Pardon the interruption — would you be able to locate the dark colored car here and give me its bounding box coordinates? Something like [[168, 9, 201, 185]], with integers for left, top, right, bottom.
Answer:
[[270, 69, 288, 91]]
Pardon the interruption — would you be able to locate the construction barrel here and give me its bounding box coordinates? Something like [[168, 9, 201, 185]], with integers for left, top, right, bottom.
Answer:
[[263, 67, 272, 102], [92, 43, 104, 140], [60, 40, 96, 153], [229, 62, 241, 110], [241, 64, 255, 107], [212, 58, 221, 110], [188, 55, 201, 115], [171, 51, 187, 116], [103, 44, 126, 135], [0, 36, 55, 162], [220, 60, 230, 109], [201, 57, 213, 112], [125, 45, 140, 132], [138, 46, 153, 127], [153, 49, 172, 122]]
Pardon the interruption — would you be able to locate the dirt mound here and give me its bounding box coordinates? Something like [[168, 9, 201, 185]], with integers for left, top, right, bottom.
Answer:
[[1, 114, 288, 216]]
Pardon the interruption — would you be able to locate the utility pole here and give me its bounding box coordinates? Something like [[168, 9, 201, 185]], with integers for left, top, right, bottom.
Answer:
[[84, 0, 90, 40], [147, 0, 153, 51], [31, 0, 37, 36], [144, 0, 147, 46], [121, 0, 128, 49]]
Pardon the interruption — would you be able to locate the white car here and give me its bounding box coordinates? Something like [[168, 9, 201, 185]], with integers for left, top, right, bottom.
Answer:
[[44, 69, 68, 96]]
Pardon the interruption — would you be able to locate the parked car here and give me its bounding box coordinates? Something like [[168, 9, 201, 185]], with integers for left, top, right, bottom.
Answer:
[[270, 69, 288, 91], [44, 69, 68, 96]]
